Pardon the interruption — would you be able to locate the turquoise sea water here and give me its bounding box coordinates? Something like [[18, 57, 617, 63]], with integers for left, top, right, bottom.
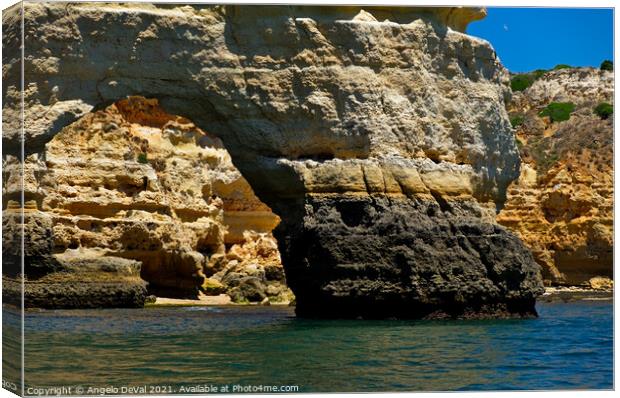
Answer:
[[2, 300, 613, 393]]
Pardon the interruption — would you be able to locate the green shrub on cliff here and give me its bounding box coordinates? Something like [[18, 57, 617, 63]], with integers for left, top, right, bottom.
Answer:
[[531, 69, 548, 80], [510, 115, 525, 128], [510, 74, 534, 92], [594, 102, 613, 119], [600, 60, 613, 71], [552, 64, 572, 70], [539, 102, 575, 123], [137, 152, 148, 164], [510, 69, 551, 92]]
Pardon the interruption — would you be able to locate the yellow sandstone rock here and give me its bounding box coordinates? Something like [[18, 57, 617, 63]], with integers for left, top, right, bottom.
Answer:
[[6, 96, 288, 301], [498, 68, 613, 286]]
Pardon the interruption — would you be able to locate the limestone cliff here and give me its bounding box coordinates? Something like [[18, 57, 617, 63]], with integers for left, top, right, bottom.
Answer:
[[498, 68, 613, 287], [3, 96, 289, 307], [3, 3, 543, 318]]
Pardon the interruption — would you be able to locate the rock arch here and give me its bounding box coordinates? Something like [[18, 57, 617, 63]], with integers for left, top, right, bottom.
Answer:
[[4, 96, 292, 307], [3, 3, 543, 317]]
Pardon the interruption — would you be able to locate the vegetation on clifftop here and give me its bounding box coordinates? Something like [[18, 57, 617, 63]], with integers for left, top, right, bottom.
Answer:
[[510, 64, 572, 92], [552, 64, 572, 70], [510, 61, 611, 93], [600, 60, 613, 71], [508, 66, 613, 177]]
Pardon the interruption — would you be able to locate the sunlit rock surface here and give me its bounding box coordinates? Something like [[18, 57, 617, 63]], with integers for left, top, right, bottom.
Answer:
[[498, 68, 613, 287], [3, 97, 288, 307], [3, 3, 543, 317]]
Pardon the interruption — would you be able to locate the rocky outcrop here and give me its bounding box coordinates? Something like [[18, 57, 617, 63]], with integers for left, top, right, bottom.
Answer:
[[498, 68, 613, 286], [289, 195, 542, 318], [3, 3, 543, 317], [2, 96, 289, 307], [212, 231, 293, 304]]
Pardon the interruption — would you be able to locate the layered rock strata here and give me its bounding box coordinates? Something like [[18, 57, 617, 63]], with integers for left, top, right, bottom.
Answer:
[[3, 97, 289, 307], [3, 3, 543, 317], [498, 68, 613, 286]]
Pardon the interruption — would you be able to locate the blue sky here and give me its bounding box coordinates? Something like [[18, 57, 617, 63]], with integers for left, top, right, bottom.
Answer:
[[467, 8, 614, 73]]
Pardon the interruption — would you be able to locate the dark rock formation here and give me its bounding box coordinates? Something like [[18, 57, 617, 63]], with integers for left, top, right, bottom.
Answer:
[[280, 196, 542, 319], [2, 252, 147, 309]]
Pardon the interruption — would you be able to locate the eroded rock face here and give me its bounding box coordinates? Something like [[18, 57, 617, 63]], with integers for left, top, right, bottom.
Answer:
[[290, 196, 542, 318], [2, 97, 288, 307], [3, 3, 543, 317], [498, 68, 613, 286], [213, 231, 293, 304]]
